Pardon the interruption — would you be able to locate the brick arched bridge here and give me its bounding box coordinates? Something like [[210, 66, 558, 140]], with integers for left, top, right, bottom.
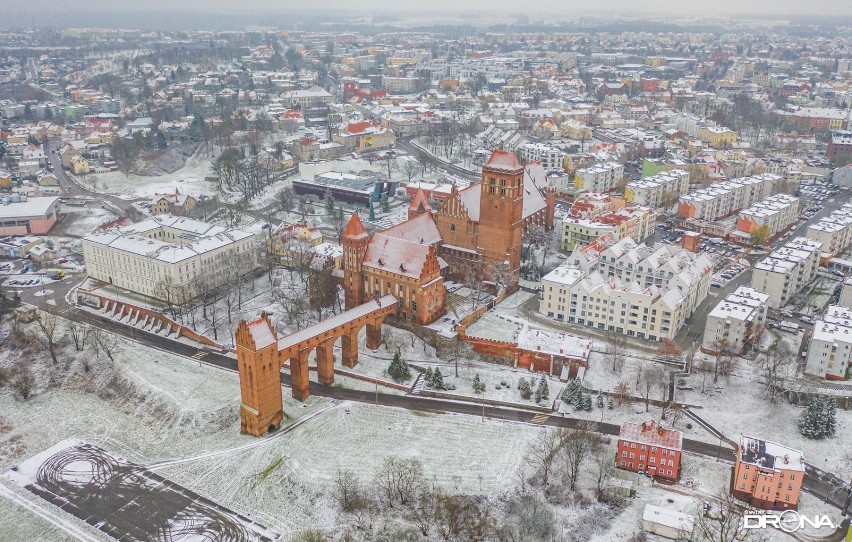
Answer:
[[235, 295, 398, 436]]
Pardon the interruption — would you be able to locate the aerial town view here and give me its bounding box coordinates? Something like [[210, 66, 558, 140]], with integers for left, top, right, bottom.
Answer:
[[2, 0, 852, 540]]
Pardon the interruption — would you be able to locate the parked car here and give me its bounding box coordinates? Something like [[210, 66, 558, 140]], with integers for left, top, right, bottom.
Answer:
[[800, 316, 815, 325]]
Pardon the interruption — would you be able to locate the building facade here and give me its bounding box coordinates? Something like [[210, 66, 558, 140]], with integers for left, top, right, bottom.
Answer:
[[616, 420, 682, 481], [751, 237, 822, 308], [677, 174, 781, 221], [733, 436, 804, 510], [82, 215, 258, 300], [702, 286, 769, 355], [0, 195, 60, 235], [735, 194, 800, 240], [573, 162, 625, 193], [625, 169, 690, 209], [805, 305, 852, 380]]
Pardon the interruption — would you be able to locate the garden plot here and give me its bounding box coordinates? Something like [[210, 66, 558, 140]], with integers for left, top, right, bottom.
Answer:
[[158, 401, 538, 535]]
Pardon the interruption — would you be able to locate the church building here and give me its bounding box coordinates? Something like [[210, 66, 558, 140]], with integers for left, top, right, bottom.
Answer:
[[343, 150, 556, 325]]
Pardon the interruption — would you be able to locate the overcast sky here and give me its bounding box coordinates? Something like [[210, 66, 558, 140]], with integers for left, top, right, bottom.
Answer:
[[3, 0, 850, 16]]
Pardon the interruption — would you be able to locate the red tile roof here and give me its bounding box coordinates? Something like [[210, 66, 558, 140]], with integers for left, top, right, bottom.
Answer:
[[619, 420, 682, 450], [408, 189, 432, 213], [484, 149, 522, 172], [342, 213, 368, 240]]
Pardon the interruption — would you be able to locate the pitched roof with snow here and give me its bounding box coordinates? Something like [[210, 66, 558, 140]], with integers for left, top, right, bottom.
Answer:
[[619, 420, 682, 451], [484, 149, 523, 172]]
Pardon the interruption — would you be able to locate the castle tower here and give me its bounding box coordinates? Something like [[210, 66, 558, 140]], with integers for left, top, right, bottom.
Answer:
[[477, 150, 524, 287], [544, 183, 557, 230], [236, 313, 283, 436], [342, 213, 370, 309]]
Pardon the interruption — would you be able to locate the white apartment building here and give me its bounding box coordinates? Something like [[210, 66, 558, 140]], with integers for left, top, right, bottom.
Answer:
[[805, 305, 852, 380], [560, 205, 657, 251], [520, 143, 565, 171], [701, 286, 769, 355], [677, 174, 782, 221], [839, 277, 852, 309], [807, 203, 852, 260], [574, 162, 625, 193], [624, 169, 690, 209], [735, 194, 800, 240], [539, 237, 713, 341], [750, 237, 822, 308], [82, 215, 258, 300]]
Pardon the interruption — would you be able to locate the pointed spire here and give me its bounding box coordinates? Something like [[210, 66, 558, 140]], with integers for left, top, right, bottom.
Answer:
[[408, 189, 432, 213], [343, 212, 368, 239]]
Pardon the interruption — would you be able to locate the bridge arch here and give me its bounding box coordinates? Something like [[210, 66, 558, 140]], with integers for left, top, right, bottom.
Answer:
[[236, 295, 397, 436]]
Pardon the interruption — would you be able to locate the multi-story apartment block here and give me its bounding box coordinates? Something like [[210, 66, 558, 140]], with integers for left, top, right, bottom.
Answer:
[[807, 204, 852, 260], [733, 436, 804, 511], [520, 143, 565, 171], [805, 305, 852, 380], [750, 237, 822, 308], [540, 238, 712, 341], [82, 215, 258, 300], [624, 170, 690, 209], [574, 162, 624, 193], [702, 287, 769, 355], [677, 174, 782, 221], [735, 194, 800, 240], [560, 205, 657, 251], [827, 130, 852, 162], [840, 277, 852, 309], [616, 420, 682, 481], [281, 85, 333, 108]]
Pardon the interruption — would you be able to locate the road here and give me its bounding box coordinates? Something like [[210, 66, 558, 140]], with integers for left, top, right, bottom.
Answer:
[[38, 292, 849, 513], [44, 137, 142, 214], [395, 138, 481, 182]]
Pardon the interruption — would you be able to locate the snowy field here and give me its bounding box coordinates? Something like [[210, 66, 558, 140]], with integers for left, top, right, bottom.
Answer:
[[159, 401, 539, 536], [78, 153, 216, 201], [57, 206, 118, 237]]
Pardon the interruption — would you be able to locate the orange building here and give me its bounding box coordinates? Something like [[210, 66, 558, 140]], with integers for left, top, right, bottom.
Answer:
[[342, 150, 556, 324], [733, 436, 804, 510], [617, 420, 683, 481]]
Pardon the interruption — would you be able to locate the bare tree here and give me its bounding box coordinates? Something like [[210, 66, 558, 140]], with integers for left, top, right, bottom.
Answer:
[[559, 421, 603, 491], [333, 468, 362, 512], [407, 486, 437, 537], [525, 428, 562, 487], [91, 328, 120, 361], [603, 329, 628, 373], [66, 320, 91, 352], [759, 340, 797, 403], [10, 362, 35, 399], [693, 489, 760, 542], [655, 339, 682, 362], [374, 456, 424, 506], [614, 380, 631, 406], [29, 311, 60, 365], [639, 366, 661, 412], [591, 443, 618, 501]]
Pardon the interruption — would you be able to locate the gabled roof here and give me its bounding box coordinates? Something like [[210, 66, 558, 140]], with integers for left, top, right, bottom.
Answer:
[[247, 317, 276, 349], [378, 212, 441, 246], [408, 189, 432, 213]]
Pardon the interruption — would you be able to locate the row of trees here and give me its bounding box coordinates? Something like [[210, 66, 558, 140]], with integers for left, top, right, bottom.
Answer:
[[211, 144, 279, 201]]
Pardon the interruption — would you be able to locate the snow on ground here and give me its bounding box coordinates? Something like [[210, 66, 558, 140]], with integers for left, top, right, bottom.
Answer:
[[57, 206, 118, 237], [78, 155, 216, 201], [159, 401, 539, 535]]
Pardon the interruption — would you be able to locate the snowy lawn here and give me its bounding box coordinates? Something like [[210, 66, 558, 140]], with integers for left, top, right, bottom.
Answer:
[[57, 206, 118, 237], [158, 401, 539, 535]]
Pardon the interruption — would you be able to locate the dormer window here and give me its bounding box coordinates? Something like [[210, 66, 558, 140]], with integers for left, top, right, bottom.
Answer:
[[377, 258, 384, 266]]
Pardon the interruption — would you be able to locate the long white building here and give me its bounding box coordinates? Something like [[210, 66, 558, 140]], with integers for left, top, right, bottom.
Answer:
[[574, 162, 625, 193], [805, 305, 852, 380], [806, 203, 852, 260], [734, 193, 800, 240], [701, 286, 769, 355], [540, 237, 713, 341], [82, 215, 259, 300], [624, 169, 690, 209], [750, 237, 822, 308], [677, 174, 781, 221]]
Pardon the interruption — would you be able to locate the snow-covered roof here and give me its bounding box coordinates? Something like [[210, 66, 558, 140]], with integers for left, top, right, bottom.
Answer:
[[619, 420, 682, 451], [642, 504, 694, 533], [739, 435, 804, 472]]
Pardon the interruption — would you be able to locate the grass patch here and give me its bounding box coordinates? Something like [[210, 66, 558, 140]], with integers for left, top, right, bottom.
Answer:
[[410, 410, 435, 418], [256, 456, 285, 481]]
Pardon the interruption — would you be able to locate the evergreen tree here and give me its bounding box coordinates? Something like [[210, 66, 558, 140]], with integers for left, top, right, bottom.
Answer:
[[324, 188, 335, 214], [380, 193, 390, 213], [368, 200, 376, 221], [596, 394, 605, 409], [824, 397, 837, 438], [583, 395, 593, 411], [518, 377, 532, 400], [425, 366, 434, 386], [799, 397, 829, 439], [562, 379, 582, 405], [387, 352, 411, 382], [431, 368, 444, 390], [473, 373, 484, 394], [535, 375, 549, 403]]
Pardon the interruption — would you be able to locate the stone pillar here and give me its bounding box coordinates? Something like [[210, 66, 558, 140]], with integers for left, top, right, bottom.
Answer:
[[290, 349, 311, 401], [316, 339, 335, 386], [342, 331, 359, 368], [366, 320, 382, 351]]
